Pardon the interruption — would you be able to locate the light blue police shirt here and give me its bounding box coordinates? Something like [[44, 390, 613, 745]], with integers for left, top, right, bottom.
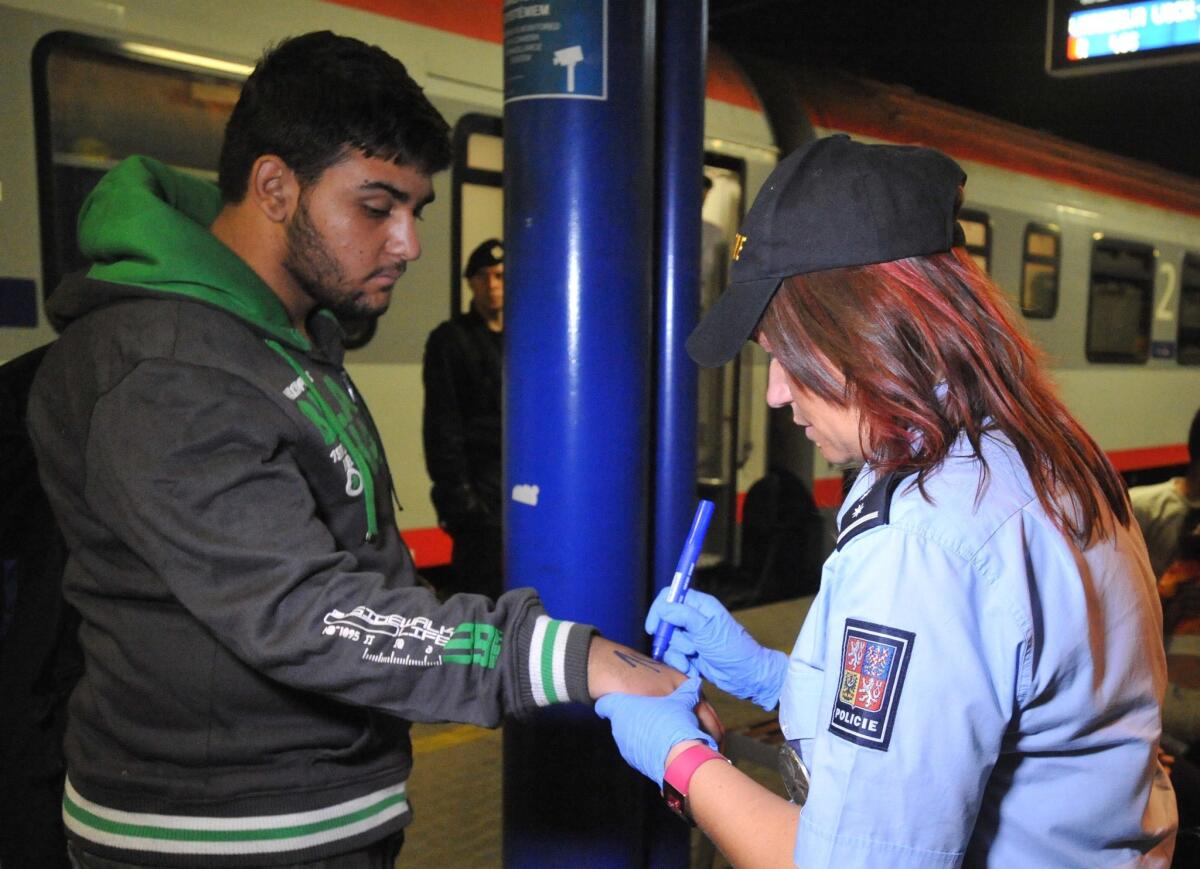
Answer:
[[777, 431, 1177, 867]]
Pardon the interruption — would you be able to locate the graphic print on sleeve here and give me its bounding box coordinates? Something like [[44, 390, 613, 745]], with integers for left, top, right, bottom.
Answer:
[[322, 606, 502, 669], [829, 618, 915, 750]]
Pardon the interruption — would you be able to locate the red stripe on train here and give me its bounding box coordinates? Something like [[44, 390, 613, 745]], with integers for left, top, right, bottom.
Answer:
[[401, 526, 453, 570], [1107, 443, 1189, 472], [810, 443, 1189, 510], [708, 44, 762, 112], [326, 0, 504, 44]]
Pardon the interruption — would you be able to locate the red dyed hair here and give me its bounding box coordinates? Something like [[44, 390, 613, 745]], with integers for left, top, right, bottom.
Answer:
[[758, 247, 1130, 544]]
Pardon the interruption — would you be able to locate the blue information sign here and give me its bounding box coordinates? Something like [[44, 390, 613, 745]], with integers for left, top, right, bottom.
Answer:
[[1048, 0, 1200, 75], [504, 0, 606, 102]]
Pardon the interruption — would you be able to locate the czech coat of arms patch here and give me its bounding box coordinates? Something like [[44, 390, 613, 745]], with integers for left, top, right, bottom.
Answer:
[[829, 618, 915, 750]]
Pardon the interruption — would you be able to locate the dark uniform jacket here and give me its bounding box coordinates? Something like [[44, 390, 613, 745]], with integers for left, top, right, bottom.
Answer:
[[421, 309, 502, 532]]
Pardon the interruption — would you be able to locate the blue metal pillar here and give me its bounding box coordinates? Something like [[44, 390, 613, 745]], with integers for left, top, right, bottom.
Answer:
[[502, 1, 659, 866], [646, 0, 707, 861]]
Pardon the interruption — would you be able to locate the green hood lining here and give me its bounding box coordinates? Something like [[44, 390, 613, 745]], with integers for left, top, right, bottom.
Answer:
[[78, 156, 311, 352]]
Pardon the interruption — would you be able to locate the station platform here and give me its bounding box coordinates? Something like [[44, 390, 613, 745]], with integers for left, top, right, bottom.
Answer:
[[400, 594, 815, 867]]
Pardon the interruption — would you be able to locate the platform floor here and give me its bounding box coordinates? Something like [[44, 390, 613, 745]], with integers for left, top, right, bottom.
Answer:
[[400, 595, 814, 867]]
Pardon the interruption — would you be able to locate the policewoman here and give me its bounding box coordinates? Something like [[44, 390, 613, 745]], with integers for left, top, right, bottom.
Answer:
[[595, 135, 1178, 867]]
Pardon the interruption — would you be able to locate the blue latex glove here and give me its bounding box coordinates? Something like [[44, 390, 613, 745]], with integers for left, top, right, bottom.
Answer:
[[594, 676, 716, 786], [645, 587, 787, 710]]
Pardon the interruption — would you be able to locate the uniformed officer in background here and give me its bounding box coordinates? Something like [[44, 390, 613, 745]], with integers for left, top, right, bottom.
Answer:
[[422, 239, 505, 598]]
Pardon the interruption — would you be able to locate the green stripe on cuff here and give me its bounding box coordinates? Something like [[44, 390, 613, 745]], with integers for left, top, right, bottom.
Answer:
[[539, 619, 562, 704]]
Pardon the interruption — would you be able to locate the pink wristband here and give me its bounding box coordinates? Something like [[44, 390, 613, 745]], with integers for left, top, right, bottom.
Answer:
[[663, 743, 727, 796]]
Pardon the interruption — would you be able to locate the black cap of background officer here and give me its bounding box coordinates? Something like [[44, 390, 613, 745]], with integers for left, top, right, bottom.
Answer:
[[686, 134, 966, 367], [464, 238, 505, 279]]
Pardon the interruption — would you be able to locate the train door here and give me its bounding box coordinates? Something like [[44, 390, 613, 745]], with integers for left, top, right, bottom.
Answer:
[[1086, 237, 1156, 364], [413, 112, 503, 575], [450, 114, 504, 317], [696, 154, 749, 569], [32, 34, 247, 301]]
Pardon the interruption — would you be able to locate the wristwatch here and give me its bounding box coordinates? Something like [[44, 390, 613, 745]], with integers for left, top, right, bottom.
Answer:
[[661, 743, 730, 825]]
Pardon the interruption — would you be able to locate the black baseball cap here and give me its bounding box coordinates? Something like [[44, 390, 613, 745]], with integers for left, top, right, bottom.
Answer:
[[464, 238, 504, 278], [686, 134, 966, 367]]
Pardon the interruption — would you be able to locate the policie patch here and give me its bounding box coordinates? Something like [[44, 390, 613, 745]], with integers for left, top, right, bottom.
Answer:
[[829, 619, 915, 751]]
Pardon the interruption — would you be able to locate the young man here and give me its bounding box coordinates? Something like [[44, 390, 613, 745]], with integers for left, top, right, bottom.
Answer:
[[27, 32, 708, 868], [423, 239, 505, 598]]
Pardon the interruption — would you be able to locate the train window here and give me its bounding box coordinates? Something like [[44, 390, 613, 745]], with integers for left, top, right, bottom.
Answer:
[[1020, 223, 1061, 319], [33, 34, 244, 299], [1180, 254, 1200, 366], [958, 209, 991, 273], [467, 133, 504, 174], [451, 114, 504, 318], [1086, 237, 1154, 364]]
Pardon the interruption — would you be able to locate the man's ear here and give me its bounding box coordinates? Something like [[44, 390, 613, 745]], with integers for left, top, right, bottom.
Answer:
[[248, 155, 297, 223]]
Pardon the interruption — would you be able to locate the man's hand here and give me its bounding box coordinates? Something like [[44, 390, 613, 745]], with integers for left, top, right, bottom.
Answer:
[[588, 636, 724, 742]]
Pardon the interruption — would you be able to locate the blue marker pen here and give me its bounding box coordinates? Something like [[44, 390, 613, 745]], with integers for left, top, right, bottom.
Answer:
[[651, 499, 716, 661]]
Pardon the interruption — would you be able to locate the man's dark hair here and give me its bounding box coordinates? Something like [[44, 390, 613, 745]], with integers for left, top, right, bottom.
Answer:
[[218, 31, 452, 202]]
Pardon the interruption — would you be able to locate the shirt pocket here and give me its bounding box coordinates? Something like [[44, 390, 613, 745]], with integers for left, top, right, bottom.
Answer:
[[779, 666, 824, 767]]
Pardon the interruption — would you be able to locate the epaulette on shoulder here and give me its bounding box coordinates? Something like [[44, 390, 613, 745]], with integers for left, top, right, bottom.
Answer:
[[836, 471, 910, 551]]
